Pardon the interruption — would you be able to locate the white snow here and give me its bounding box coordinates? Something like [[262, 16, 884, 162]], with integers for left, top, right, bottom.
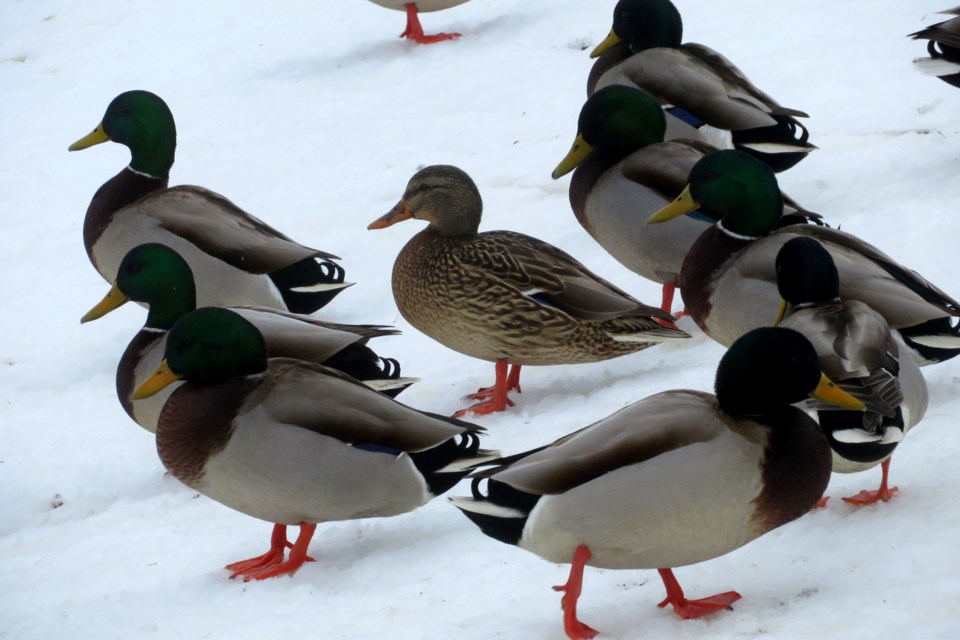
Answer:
[[3, 1, 960, 638]]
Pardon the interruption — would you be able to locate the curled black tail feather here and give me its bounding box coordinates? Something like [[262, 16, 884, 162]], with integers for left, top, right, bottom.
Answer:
[[458, 477, 540, 546], [410, 432, 483, 497], [733, 115, 816, 173], [270, 257, 348, 314]]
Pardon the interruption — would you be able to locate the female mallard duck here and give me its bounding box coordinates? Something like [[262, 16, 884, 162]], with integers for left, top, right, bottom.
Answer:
[[131, 307, 494, 581], [588, 0, 815, 173], [774, 237, 928, 506], [69, 90, 348, 313], [367, 165, 689, 417], [909, 7, 960, 88], [451, 327, 864, 639], [648, 149, 960, 365], [81, 243, 410, 434], [367, 1, 468, 43], [551, 85, 819, 314]]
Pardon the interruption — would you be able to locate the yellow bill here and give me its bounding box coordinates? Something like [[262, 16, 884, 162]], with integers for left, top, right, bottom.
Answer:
[[774, 299, 788, 326], [368, 201, 414, 230], [810, 373, 865, 410], [590, 29, 622, 58], [131, 360, 182, 400], [551, 134, 594, 179], [647, 185, 699, 224], [81, 282, 129, 323], [68, 123, 110, 151]]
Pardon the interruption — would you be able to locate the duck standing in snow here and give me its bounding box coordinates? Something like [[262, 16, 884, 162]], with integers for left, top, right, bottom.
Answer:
[[647, 149, 960, 365], [774, 237, 928, 505], [81, 243, 411, 434], [131, 307, 494, 581], [368, 1, 468, 44], [451, 327, 864, 639], [69, 90, 349, 313], [368, 165, 688, 417], [588, 0, 815, 172]]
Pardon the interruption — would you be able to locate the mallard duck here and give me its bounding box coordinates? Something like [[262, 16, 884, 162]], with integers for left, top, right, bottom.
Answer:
[[647, 149, 960, 365], [909, 7, 960, 88], [367, 1, 468, 44], [69, 90, 349, 313], [81, 243, 411, 433], [588, 0, 815, 173], [774, 237, 928, 506], [367, 165, 689, 417], [551, 85, 819, 314], [131, 306, 494, 580], [451, 327, 864, 639]]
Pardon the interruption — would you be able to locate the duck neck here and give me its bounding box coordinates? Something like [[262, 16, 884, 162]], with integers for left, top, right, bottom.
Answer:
[[83, 168, 168, 260]]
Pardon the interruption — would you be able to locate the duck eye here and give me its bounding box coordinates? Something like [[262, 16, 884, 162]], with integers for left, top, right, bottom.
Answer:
[[417, 184, 430, 194], [127, 263, 143, 274], [177, 339, 194, 353]]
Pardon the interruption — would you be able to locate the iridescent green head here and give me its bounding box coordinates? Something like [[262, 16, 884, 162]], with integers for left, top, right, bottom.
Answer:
[[163, 308, 269, 384], [592, 0, 683, 57], [69, 90, 177, 179], [552, 86, 666, 178], [775, 237, 841, 306]]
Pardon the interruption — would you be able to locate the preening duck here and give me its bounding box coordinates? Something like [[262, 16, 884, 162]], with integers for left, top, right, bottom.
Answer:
[[81, 243, 410, 433], [451, 327, 864, 639], [131, 307, 494, 580], [69, 90, 349, 313], [368, 164, 688, 416]]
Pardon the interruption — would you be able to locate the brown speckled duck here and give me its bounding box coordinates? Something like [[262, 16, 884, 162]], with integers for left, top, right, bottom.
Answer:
[[69, 90, 349, 313], [132, 307, 494, 581], [452, 327, 864, 640], [81, 243, 411, 434], [368, 165, 689, 416]]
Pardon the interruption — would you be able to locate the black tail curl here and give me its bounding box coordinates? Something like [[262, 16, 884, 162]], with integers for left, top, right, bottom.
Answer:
[[411, 432, 484, 497], [270, 257, 348, 314]]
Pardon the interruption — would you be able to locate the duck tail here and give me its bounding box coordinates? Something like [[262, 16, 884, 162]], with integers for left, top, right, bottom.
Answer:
[[270, 256, 352, 314], [448, 477, 540, 546], [899, 317, 960, 365], [410, 432, 499, 497], [732, 115, 817, 173], [323, 346, 414, 398]]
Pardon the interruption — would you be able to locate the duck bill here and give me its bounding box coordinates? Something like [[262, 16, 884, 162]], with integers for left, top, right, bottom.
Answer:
[[131, 360, 182, 400], [81, 282, 130, 323], [368, 201, 414, 230], [810, 373, 865, 410], [647, 185, 699, 224], [774, 299, 788, 326], [590, 29, 621, 58], [551, 134, 594, 179], [68, 123, 110, 151]]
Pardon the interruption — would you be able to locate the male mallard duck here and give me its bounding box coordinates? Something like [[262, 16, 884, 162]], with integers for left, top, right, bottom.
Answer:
[[81, 243, 410, 433], [552, 85, 819, 314], [588, 0, 815, 173], [451, 327, 864, 639], [909, 7, 960, 88], [131, 307, 493, 581], [774, 237, 928, 506], [69, 90, 349, 313], [367, 1, 468, 44], [648, 149, 960, 365], [367, 165, 689, 417]]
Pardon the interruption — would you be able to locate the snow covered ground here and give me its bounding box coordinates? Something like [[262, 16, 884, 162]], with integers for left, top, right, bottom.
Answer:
[[3, 1, 960, 638]]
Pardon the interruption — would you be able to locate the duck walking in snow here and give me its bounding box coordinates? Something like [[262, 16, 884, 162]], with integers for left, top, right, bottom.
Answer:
[[368, 1, 468, 44], [774, 237, 928, 506], [368, 164, 688, 417], [81, 243, 411, 434], [451, 327, 864, 639], [131, 307, 494, 581], [69, 90, 349, 313], [588, 0, 815, 172]]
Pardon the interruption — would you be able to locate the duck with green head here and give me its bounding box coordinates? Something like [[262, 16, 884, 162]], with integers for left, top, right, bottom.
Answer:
[[69, 90, 349, 313], [588, 0, 815, 173], [451, 326, 865, 639], [774, 237, 928, 506], [81, 243, 410, 434], [552, 85, 818, 314], [648, 149, 960, 365], [131, 306, 494, 581], [368, 164, 689, 417]]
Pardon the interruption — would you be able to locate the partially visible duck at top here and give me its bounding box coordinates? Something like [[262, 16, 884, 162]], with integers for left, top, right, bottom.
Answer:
[[368, 1, 468, 44], [774, 237, 929, 506], [908, 7, 960, 88], [130, 307, 494, 581], [551, 85, 820, 315], [81, 243, 411, 434], [69, 90, 349, 314], [647, 149, 960, 365], [588, 0, 815, 173], [368, 165, 689, 417]]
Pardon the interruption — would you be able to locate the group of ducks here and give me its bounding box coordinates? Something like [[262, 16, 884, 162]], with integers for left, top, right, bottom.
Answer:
[[69, 1, 960, 638]]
